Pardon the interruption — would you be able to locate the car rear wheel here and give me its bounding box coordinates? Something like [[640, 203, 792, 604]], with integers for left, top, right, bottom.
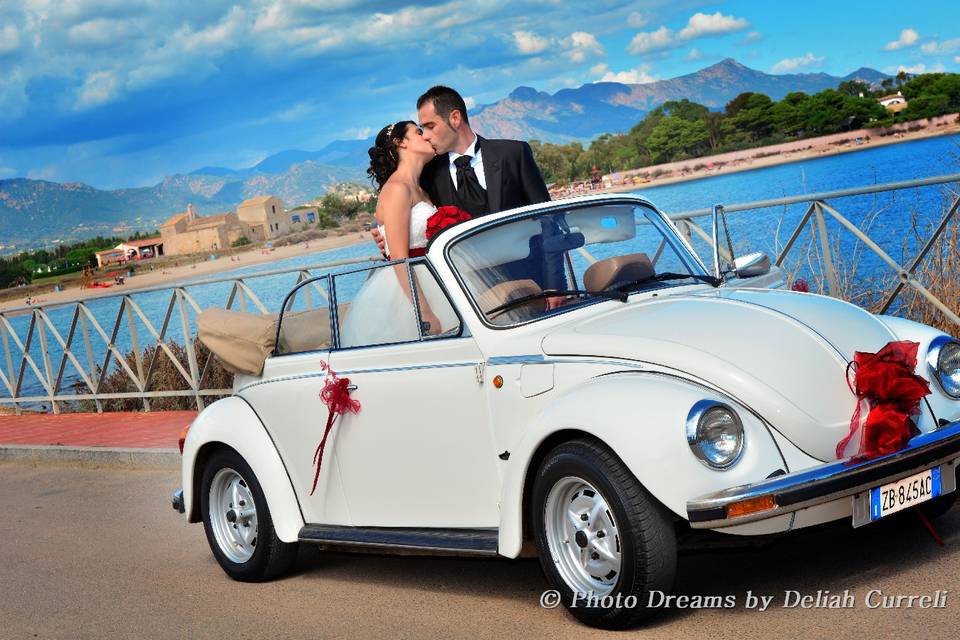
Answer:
[[531, 438, 677, 629], [200, 448, 298, 581]]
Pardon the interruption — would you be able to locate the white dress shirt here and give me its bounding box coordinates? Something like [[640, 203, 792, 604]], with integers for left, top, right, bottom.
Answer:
[[447, 135, 487, 190]]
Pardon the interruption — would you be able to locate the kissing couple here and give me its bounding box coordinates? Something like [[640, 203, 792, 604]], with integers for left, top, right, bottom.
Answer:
[[340, 85, 554, 347]]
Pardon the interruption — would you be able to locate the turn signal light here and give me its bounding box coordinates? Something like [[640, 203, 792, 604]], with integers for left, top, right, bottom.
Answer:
[[726, 495, 777, 519], [178, 424, 191, 454]]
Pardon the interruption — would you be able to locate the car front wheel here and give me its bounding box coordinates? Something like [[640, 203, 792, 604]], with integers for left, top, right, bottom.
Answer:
[[532, 438, 677, 629], [200, 448, 298, 581]]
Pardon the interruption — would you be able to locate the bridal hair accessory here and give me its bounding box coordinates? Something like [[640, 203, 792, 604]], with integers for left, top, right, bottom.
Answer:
[[310, 360, 361, 495], [836, 340, 930, 460], [425, 205, 473, 240], [385, 123, 396, 139]]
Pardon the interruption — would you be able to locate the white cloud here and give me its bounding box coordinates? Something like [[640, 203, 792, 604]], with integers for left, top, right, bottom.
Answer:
[[685, 47, 703, 61], [464, 96, 476, 109], [67, 18, 139, 47], [75, 70, 119, 109], [897, 63, 926, 74], [343, 126, 371, 140], [513, 30, 548, 54], [892, 62, 944, 74], [741, 31, 762, 44], [884, 28, 919, 51], [598, 63, 656, 84], [677, 12, 749, 40], [921, 38, 960, 54], [771, 52, 825, 73], [627, 12, 649, 28], [955, 55, 960, 64], [0, 167, 17, 178], [627, 26, 673, 55], [0, 24, 20, 54], [564, 31, 603, 62]]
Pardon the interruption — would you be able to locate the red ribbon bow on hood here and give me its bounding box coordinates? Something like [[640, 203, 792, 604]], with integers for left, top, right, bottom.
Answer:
[[836, 340, 930, 460]]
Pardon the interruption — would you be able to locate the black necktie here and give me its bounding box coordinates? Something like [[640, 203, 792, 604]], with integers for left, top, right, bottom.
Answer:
[[453, 155, 488, 217]]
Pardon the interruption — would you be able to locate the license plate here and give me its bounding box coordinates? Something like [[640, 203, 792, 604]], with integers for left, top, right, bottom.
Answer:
[[869, 467, 941, 522]]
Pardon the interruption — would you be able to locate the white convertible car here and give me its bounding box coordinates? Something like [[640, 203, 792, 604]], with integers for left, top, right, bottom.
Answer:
[[174, 195, 960, 629]]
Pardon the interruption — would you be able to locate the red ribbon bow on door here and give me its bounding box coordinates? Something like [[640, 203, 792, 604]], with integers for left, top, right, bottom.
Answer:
[[836, 341, 930, 460], [310, 362, 361, 495]]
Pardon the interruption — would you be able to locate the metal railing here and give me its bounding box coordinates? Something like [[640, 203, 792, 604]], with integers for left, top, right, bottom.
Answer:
[[2, 173, 958, 414], [668, 173, 960, 327], [0, 256, 378, 414]]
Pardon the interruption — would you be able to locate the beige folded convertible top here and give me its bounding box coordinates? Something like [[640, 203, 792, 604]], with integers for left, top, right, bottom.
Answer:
[[197, 307, 332, 376]]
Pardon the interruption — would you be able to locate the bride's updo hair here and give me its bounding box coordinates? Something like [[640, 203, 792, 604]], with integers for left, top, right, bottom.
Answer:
[[367, 120, 415, 191]]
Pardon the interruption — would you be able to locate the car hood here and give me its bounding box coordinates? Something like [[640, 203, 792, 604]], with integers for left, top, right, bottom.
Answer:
[[541, 288, 902, 462]]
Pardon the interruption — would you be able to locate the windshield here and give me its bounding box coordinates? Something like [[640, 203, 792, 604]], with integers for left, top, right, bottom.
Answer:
[[447, 200, 708, 326]]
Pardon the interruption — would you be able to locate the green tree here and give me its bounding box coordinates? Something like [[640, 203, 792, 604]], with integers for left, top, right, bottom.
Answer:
[[645, 116, 710, 163]]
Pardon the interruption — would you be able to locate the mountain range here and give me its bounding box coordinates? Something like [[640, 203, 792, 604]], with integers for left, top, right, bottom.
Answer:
[[0, 59, 888, 252]]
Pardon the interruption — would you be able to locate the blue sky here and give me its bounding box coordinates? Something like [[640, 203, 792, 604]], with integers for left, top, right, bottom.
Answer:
[[0, 0, 957, 189]]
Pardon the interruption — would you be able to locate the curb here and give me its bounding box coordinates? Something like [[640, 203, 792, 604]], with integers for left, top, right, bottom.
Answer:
[[0, 444, 181, 468]]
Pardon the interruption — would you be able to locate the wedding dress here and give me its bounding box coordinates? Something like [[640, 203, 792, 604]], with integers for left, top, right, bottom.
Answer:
[[339, 202, 458, 348]]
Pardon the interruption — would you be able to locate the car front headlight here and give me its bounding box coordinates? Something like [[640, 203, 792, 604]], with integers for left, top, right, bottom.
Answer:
[[686, 400, 745, 469], [928, 335, 960, 399]]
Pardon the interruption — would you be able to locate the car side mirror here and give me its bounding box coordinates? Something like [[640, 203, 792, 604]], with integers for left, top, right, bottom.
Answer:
[[734, 252, 771, 278]]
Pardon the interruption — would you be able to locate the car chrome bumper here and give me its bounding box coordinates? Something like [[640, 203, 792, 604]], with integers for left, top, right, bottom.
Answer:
[[686, 420, 960, 529], [171, 489, 184, 514]]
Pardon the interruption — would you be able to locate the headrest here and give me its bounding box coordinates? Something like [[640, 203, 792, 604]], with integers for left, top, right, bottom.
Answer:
[[583, 253, 654, 292]]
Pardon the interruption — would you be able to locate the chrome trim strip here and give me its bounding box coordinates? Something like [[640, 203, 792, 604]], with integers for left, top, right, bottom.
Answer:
[[237, 361, 479, 391], [486, 354, 546, 366], [687, 420, 960, 529], [335, 362, 477, 376]]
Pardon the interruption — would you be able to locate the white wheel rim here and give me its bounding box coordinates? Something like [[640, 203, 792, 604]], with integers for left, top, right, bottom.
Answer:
[[544, 476, 622, 597], [209, 467, 259, 564]]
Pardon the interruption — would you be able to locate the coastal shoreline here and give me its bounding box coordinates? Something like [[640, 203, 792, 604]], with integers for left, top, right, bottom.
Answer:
[[4, 120, 958, 313], [0, 232, 373, 312], [553, 117, 960, 198]]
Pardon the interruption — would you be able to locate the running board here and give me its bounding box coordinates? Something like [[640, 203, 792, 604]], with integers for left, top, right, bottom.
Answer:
[[298, 524, 499, 556]]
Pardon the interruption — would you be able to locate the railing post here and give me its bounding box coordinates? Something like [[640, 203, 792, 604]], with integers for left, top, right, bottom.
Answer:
[[78, 306, 103, 413], [813, 202, 839, 296], [176, 288, 204, 412]]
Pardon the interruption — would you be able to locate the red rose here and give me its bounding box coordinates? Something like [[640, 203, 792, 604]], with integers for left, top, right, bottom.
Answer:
[[426, 205, 472, 240]]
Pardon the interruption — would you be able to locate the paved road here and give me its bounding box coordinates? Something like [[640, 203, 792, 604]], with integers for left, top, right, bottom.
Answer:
[[2, 460, 960, 639]]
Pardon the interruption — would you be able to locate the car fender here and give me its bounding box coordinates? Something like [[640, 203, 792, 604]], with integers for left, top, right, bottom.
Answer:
[[878, 314, 960, 422], [181, 396, 304, 543], [497, 371, 787, 557]]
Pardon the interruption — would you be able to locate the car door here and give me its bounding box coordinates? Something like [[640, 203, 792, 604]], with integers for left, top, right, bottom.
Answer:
[[237, 275, 351, 526], [325, 260, 501, 528]]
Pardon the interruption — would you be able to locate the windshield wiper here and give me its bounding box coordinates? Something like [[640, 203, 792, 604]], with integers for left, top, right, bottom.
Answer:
[[615, 272, 722, 293], [487, 288, 627, 316]]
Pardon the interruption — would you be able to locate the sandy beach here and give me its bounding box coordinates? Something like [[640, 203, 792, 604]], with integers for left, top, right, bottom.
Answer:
[[552, 114, 960, 198], [1, 232, 373, 312]]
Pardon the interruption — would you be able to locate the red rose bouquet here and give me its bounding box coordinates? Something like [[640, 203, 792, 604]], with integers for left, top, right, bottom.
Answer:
[[426, 205, 472, 240]]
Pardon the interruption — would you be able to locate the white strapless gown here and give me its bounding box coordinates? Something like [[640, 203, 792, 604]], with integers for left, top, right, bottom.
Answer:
[[339, 202, 458, 347]]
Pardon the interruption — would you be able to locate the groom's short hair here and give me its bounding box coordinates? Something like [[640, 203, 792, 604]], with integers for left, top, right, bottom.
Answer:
[[417, 86, 470, 127]]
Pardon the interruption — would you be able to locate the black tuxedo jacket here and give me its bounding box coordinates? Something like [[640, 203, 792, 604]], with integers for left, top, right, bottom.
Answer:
[[421, 136, 566, 290], [419, 136, 550, 214]]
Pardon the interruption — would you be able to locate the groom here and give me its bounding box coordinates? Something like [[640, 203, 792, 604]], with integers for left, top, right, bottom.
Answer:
[[415, 85, 550, 216], [374, 85, 563, 305]]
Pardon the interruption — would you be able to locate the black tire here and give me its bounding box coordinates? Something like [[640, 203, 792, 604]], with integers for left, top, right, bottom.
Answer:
[[531, 438, 677, 629], [200, 448, 299, 581]]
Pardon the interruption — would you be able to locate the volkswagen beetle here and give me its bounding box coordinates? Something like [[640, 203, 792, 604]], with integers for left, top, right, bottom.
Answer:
[[174, 194, 960, 629]]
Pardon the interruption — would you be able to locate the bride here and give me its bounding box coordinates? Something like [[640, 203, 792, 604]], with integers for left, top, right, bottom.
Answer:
[[339, 121, 457, 348]]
